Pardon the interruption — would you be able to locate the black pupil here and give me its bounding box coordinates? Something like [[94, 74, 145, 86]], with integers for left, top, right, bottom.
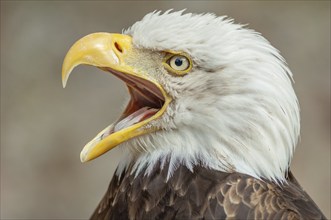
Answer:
[[175, 58, 183, 66]]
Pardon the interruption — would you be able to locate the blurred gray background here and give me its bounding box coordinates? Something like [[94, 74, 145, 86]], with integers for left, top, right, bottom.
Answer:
[[1, 1, 330, 219]]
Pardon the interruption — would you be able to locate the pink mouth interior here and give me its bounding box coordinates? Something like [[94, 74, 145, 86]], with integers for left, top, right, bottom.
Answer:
[[99, 68, 165, 139], [113, 107, 158, 132]]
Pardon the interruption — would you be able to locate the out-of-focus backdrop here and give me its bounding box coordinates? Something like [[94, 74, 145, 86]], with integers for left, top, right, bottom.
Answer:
[[1, 1, 330, 219]]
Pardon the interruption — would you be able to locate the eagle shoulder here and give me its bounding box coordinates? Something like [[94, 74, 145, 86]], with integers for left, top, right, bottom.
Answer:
[[91, 162, 326, 220]]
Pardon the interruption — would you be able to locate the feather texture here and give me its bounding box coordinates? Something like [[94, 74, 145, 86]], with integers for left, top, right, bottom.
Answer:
[[91, 161, 326, 220], [119, 10, 301, 181]]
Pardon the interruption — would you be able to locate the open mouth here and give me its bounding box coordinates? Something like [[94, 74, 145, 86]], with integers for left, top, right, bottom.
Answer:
[[98, 68, 166, 141], [61, 32, 171, 162]]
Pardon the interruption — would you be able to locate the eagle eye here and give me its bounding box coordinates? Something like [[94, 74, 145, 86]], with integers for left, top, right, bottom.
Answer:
[[170, 55, 189, 71], [163, 53, 192, 75]]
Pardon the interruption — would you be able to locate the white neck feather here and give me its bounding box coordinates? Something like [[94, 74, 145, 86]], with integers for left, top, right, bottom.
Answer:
[[116, 10, 300, 183]]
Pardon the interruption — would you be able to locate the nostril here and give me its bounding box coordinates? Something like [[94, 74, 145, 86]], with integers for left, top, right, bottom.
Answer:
[[114, 42, 123, 53]]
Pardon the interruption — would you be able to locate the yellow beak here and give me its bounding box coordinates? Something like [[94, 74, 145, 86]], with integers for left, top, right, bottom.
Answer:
[[62, 33, 132, 88], [62, 33, 170, 162]]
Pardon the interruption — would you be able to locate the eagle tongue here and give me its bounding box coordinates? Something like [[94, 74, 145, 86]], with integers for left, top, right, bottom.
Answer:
[[114, 107, 158, 132]]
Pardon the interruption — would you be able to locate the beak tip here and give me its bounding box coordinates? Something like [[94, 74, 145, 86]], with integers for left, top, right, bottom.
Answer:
[[62, 81, 67, 88], [62, 69, 69, 88], [80, 154, 87, 163], [80, 148, 89, 163]]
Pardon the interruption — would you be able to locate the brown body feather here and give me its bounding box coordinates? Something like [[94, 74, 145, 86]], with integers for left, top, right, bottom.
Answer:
[[91, 161, 326, 220]]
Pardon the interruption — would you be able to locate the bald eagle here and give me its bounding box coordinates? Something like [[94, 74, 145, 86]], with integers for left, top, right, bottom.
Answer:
[[62, 11, 326, 219]]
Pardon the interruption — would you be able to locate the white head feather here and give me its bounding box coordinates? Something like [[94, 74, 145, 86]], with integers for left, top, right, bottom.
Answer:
[[116, 10, 300, 182]]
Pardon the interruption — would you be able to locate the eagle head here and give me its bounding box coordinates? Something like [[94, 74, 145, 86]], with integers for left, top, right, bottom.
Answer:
[[62, 10, 300, 182]]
